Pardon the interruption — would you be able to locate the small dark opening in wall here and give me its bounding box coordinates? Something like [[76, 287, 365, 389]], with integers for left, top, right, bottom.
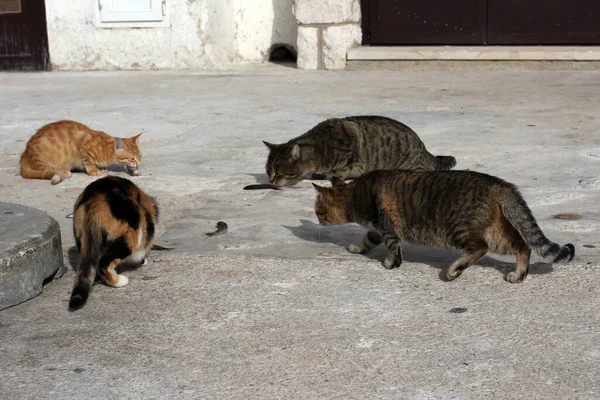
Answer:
[[269, 45, 297, 67]]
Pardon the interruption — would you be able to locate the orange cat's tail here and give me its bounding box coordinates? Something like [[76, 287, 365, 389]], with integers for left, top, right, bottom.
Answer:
[[19, 154, 56, 182]]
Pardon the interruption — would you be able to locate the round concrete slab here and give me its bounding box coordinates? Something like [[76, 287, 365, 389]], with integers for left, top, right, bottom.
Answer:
[[0, 202, 65, 310]]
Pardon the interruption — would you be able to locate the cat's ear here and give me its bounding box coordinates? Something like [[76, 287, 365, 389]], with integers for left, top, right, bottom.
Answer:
[[312, 183, 327, 195], [290, 144, 300, 160], [331, 176, 346, 187], [114, 137, 125, 151], [312, 183, 333, 200], [311, 182, 331, 196], [132, 132, 143, 142], [263, 141, 276, 151]]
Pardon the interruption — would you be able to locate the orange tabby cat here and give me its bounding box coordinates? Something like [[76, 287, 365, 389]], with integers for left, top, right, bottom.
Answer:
[[20, 120, 142, 185]]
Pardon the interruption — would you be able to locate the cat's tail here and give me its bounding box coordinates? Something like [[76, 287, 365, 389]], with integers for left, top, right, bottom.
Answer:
[[434, 155, 457, 170], [500, 189, 575, 263], [69, 226, 102, 311], [19, 155, 55, 181]]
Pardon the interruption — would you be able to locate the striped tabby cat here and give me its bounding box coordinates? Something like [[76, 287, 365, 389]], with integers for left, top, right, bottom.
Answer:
[[264, 116, 456, 185], [69, 176, 158, 310], [313, 171, 574, 283], [20, 120, 142, 185]]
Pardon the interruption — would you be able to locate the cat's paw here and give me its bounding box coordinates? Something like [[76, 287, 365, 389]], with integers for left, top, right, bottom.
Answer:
[[505, 272, 524, 284], [382, 257, 401, 269], [446, 270, 462, 281], [50, 174, 64, 185], [347, 244, 365, 254], [87, 169, 103, 176], [113, 275, 129, 287]]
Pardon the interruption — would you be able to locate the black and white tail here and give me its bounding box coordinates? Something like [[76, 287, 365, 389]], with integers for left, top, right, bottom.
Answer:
[[501, 190, 574, 263], [69, 227, 102, 311], [435, 155, 457, 170]]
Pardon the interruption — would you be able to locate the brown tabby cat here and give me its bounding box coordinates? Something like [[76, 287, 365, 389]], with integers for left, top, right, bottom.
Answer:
[[313, 171, 574, 283], [20, 120, 142, 185], [264, 116, 456, 185], [69, 176, 158, 311]]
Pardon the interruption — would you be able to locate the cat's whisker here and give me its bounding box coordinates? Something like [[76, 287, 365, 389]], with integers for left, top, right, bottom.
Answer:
[[309, 223, 320, 240]]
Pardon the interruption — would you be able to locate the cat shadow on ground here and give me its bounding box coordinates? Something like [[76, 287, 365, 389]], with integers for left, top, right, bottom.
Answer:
[[246, 173, 271, 184], [67, 246, 145, 276], [107, 165, 130, 173], [283, 219, 554, 280]]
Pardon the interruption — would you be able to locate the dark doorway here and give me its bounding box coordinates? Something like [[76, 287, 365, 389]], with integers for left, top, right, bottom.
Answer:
[[0, 0, 51, 70], [487, 1, 600, 44], [362, 0, 486, 45], [362, 0, 600, 45]]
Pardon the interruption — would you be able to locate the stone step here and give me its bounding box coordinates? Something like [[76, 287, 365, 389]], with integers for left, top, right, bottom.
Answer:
[[0, 202, 65, 310], [347, 46, 600, 61]]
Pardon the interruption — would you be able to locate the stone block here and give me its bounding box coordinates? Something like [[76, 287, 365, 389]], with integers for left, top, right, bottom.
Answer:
[[293, 0, 360, 24], [297, 26, 319, 70], [0, 202, 65, 310], [322, 24, 362, 70]]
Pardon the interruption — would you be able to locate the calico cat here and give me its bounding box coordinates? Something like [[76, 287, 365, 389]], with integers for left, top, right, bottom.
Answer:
[[264, 116, 456, 185], [313, 171, 574, 283], [20, 120, 142, 185], [69, 176, 158, 310]]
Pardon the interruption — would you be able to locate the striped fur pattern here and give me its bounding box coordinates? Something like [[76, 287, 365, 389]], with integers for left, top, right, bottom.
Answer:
[[20, 120, 142, 185], [264, 116, 456, 185], [313, 170, 574, 283], [69, 176, 158, 310]]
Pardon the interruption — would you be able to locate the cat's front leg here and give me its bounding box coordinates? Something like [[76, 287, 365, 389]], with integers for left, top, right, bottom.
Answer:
[[381, 230, 403, 269], [80, 151, 106, 176], [83, 163, 104, 176], [348, 229, 382, 254]]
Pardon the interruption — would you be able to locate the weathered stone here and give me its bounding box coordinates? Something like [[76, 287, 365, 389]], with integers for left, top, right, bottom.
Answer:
[[293, 0, 360, 24], [0, 202, 65, 310], [322, 24, 362, 70], [297, 26, 320, 70]]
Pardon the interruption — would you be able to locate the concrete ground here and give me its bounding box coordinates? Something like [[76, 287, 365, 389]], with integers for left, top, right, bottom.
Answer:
[[0, 66, 599, 399]]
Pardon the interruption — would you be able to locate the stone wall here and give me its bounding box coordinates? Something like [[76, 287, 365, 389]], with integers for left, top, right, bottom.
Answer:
[[45, 0, 297, 70], [293, 0, 362, 70]]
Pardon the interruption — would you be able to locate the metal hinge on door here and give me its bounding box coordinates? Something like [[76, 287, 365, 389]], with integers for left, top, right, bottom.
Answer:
[[98, 0, 102, 11], [366, 27, 372, 40], [162, 0, 166, 16]]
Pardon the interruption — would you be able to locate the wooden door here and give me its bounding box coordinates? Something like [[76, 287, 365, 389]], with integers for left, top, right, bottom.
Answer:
[[0, 0, 50, 70], [363, 0, 600, 45], [487, 1, 600, 44], [362, 0, 487, 45]]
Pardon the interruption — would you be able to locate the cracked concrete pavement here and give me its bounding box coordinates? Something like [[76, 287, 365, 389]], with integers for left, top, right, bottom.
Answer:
[[0, 65, 599, 399]]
